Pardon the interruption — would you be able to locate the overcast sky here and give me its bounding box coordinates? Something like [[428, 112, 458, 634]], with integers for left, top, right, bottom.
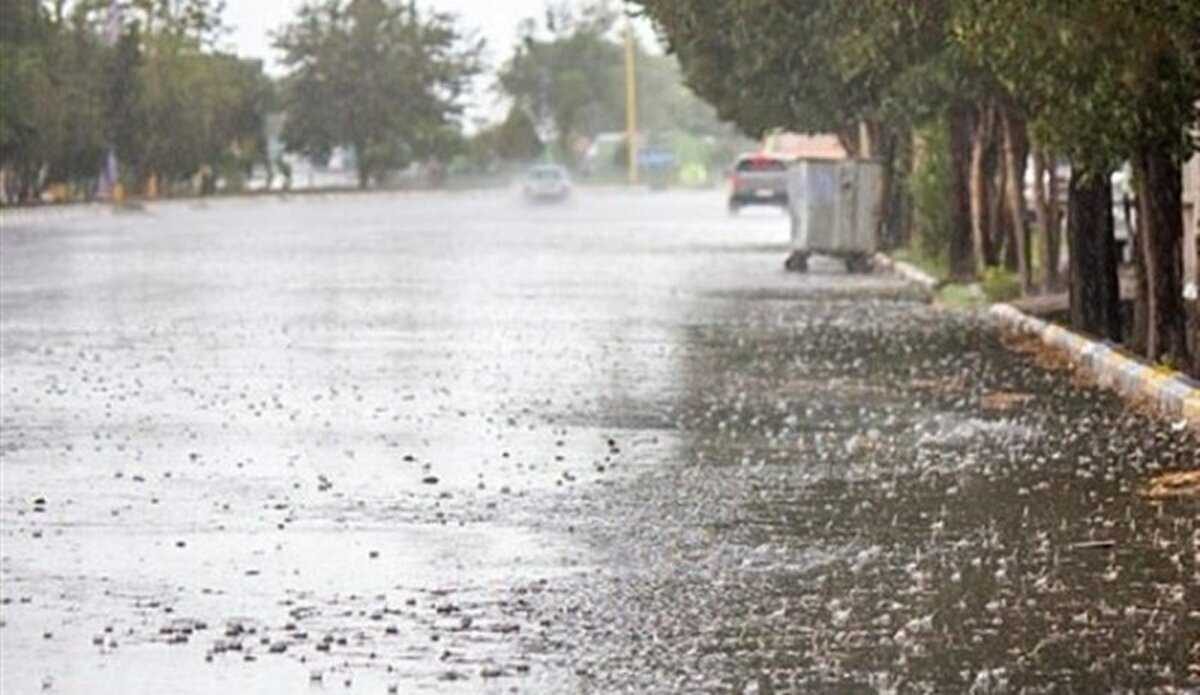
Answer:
[[222, 1, 655, 123], [224, 0, 550, 73]]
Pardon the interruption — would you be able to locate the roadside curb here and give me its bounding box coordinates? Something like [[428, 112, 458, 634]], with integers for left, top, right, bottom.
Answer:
[[873, 252, 939, 291], [989, 303, 1200, 429], [0, 191, 426, 227], [874, 251, 1199, 429], [0, 202, 109, 226]]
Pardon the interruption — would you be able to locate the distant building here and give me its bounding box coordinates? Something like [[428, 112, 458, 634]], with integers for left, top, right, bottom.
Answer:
[[762, 132, 848, 161]]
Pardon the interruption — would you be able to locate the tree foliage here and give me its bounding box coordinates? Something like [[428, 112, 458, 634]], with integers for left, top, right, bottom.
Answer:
[[496, 3, 623, 161], [467, 106, 543, 169], [273, 0, 482, 188], [0, 0, 272, 201], [953, 0, 1200, 178], [633, 1, 952, 145], [633, 0, 1200, 373], [494, 1, 731, 168]]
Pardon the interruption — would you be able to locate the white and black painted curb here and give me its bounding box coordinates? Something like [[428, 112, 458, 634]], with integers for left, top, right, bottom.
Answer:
[[990, 303, 1200, 428], [873, 252, 939, 291], [873, 252, 1199, 428]]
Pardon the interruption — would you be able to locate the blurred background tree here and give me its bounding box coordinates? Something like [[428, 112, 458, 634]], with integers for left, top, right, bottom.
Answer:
[[273, 0, 482, 189], [0, 0, 271, 201], [493, 0, 743, 178], [633, 0, 1199, 374], [496, 4, 623, 167]]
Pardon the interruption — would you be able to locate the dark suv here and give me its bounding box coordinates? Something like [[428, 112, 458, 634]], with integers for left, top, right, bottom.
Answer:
[[727, 154, 789, 214]]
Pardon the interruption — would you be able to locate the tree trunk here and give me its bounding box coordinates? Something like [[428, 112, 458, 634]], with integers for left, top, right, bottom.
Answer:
[[354, 138, 370, 189], [1001, 110, 1031, 292], [21, 163, 39, 204], [1132, 187, 1149, 353], [894, 132, 915, 248], [969, 104, 995, 275], [948, 105, 976, 280], [1067, 170, 1121, 342], [875, 129, 897, 250], [837, 125, 861, 159], [1001, 196, 1019, 271], [1133, 147, 1190, 367], [859, 120, 879, 159], [989, 145, 1006, 269], [995, 149, 1015, 271], [1034, 150, 1063, 291]]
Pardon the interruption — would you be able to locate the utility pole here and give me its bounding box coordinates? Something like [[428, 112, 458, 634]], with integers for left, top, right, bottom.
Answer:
[[624, 18, 638, 186]]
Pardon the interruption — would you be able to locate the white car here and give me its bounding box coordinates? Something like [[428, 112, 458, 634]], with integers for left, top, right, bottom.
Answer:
[[523, 165, 571, 202]]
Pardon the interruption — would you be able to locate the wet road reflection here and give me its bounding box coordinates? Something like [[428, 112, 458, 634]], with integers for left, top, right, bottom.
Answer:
[[1, 190, 1196, 693]]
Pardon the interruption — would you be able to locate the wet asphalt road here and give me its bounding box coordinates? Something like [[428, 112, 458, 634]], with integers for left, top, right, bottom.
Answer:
[[1, 189, 1197, 694]]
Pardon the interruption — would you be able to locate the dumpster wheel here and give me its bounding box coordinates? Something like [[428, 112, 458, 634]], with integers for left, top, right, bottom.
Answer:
[[784, 251, 809, 273], [844, 254, 873, 274]]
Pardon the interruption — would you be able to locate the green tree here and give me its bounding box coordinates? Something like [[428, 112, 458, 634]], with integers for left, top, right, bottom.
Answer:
[[632, 1, 973, 266], [464, 107, 543, 173], [105, 22, 144, 186], [1, 0, 110, 201], [43, 12, 109, 190], [497, 3, 623, 166], [133, 36, 269, 191], [1, 0, 268, 201], [274, 0, 482, 188], [70, 0, 230, 46], [955, 0, 1199, 369], [634, 51, 725, 138], [484, 106, 543, 162], [0, 0, 54, 200], [637, 0, 1198, 373], [495, 2, 734, 175]]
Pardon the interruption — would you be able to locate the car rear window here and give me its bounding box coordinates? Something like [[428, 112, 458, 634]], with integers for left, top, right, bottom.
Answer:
[[736, 158, 786, 172]]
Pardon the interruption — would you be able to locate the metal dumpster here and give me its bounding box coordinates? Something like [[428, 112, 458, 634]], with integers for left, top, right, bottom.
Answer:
[[784, 159, 883, 273]]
